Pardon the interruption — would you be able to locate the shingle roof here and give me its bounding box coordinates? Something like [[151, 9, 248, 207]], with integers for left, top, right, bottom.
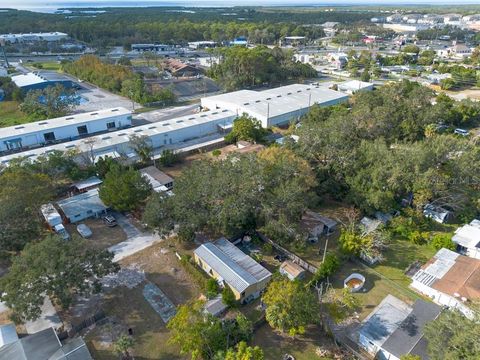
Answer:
[[381, 300, 441, 359], [194, 238, 271, 293]]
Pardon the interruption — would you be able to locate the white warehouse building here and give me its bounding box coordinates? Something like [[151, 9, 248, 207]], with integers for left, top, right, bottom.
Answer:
[[0, 108, 132, 153], [0, 109, 236, 165], [0, 32, 68, 43], [201, 84, 349, 128]]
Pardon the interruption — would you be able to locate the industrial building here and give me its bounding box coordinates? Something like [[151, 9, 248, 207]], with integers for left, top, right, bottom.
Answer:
[[0, 32, 68, 43], [201, 84, 348, 128], [194, 238, 272, 304], [0, 107, 132, 153], [131, 43, 175, 53], [0, 109, 236, 165], [11, 71, 76, 92]]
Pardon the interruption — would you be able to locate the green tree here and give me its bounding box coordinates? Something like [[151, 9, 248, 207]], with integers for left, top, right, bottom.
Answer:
[[129, 134, 153, 164], [310, 253, 339, 285], [400, 355, 421, 360], [338, 229, 366, 256], [424, 308, 480, 360], [222, 285, 236, 307], [159, 149, 179, 167], [99, 165, 152, 212], [0, 235, 119, 322], [216, 342, 264, 360], [206, 278, 219, 299], [430, 233, 455, 251], [20, 84, 77, 120], [114, 334, 134, 359], [0, 167, 53, 251], [262, 278, 319, 336], [224, 114, 266, 144]]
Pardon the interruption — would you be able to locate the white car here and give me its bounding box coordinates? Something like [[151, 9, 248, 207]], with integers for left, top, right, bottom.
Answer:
[[454, 128, 469, 136], [54, 224, 70, 240], [76, 223, 93, 238]]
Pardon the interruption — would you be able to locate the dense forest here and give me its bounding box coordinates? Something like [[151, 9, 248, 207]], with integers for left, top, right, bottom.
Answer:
[[0, 7, 380, 47]]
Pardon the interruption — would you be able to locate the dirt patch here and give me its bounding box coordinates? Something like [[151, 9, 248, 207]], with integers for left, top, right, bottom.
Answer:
[[65, 218, 127, 250], [101, 265, 146, 290], [159, 152, 205, 179]]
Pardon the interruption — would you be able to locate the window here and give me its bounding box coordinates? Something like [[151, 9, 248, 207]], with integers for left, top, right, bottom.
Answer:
[[77, 125, 88, 136], [43, 132, 56, 142], [106, 121, 116, 129]]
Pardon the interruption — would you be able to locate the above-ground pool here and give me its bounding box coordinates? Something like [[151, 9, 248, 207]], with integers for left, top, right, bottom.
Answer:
[[344, 273, 365, 293]]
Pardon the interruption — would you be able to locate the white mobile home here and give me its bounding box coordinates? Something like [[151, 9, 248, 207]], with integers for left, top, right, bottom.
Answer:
[[56, 189, 108, 223], [452, 219, 480, 259], [0, 108, 132, 153]]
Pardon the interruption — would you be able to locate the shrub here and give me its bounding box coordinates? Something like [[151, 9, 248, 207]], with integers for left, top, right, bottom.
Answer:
[[212, 149, 221, 157], [408, 230, 428, 245], [206, 278, 219, 299], [310, 253, 340, 285], [222, 286, 236, 307], [430, 233, 455, 250]]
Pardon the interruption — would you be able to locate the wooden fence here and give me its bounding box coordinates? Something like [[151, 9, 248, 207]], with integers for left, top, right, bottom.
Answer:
[[257, 232, 318, 274], [57, 309, 106, 340]]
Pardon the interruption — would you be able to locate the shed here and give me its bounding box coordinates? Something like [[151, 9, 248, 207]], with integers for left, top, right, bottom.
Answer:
[[71, 176, 103, 194], [279, 260, 306, 281], [204, 296, 228, 317], [300, 210, 337, 242], [56, 189, 108, 223]]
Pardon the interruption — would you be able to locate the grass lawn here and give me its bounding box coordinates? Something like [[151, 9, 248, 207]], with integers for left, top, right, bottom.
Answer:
[[0, 101, 29, 127], [251, 323, 335, 360], [29, 61, 63, 71]]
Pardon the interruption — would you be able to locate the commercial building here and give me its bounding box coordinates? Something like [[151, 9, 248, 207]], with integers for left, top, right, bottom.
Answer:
[[411, 248, 480, 318], [0, 32, 68, 43], [11, 71, 77, 92], [194, 237, 272, 304], [0, 107, 132, 153], [358, 295, 441, 360], [201, 84, 348, 128], [337, 80, 374, 94], [0, 109, 236, 165], [452, 219, 480, 259], [56, 189, 108, 223], [131, 43, 175, 53]]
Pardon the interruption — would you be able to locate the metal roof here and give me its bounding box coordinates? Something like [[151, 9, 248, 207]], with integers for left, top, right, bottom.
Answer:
[[0, 107, 131, 140], [194, 238, 271, 293], [56, 189, 107, 220], [71, 176, 103, 191], [0, 109, 235, 165], [0, 324, 18, 347], [381, 300, 441, 359], [452, 220, 480, 249], [359, 294, 411, 348]]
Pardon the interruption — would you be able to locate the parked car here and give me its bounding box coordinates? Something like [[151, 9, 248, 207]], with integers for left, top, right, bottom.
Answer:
[[76, 223, 93, 238], [103, 215, 117, 227], [54, 224, 70, 240], [454, 128, 469, 136]]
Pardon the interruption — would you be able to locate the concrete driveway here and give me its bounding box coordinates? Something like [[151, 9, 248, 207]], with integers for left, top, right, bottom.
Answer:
[[25, 297, 62, 334], [109, 213, 161, 262]]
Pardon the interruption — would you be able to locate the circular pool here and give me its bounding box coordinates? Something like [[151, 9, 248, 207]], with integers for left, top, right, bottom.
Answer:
[[343, 273, 365, 293]]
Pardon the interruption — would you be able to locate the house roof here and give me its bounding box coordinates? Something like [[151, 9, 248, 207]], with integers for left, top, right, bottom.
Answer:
[[0, 327, 92, 360], [413, 248, 480, 301], [56, 189, 107, 219], [452, 220, 480, 249], [204, 296, 228, 317], [139, 166, 174, 189], [280, 260, 305, 278], [194, 238, 272, 293], [381, 300, 441, 359], [359, 294, 412, 348], [300, 210, 337, 232], [0, 323, 18, 348]]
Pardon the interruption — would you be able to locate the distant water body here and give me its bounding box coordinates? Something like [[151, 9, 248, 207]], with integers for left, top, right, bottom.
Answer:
[[3, 0, 480, 14]]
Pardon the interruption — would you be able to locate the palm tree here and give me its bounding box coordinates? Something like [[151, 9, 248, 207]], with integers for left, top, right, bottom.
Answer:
[[114, 334, 134, 360]]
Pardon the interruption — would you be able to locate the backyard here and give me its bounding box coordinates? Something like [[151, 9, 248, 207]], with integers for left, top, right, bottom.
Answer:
[[0, 101, 28, 127]]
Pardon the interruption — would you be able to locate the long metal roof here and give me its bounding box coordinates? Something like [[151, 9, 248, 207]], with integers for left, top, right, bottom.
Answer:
[[194, 238, 271, 293]]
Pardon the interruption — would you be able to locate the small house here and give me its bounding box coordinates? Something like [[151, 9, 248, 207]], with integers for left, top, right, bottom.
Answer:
[[358, 295, 441, 360], [140, 166, 174, 191], [452, 219, 480, 259], [204, 296, 228, 317], [411, 248, 480, 318], [279, 260, 306, 281], [423, 204, 452, 224], [56, 189, 108, 223], [300, 210, 337, 242], [194, 237, 272, 304]]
